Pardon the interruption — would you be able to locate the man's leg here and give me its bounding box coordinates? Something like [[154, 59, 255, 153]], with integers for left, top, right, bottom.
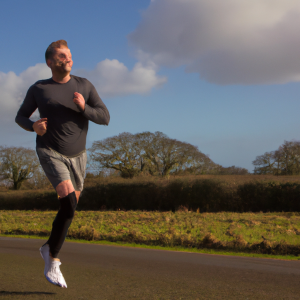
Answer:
[[39, 180, 76, 288], [40, 181, 82, 288], [37, 148, 86, 287], [46, 180, 80, 258]]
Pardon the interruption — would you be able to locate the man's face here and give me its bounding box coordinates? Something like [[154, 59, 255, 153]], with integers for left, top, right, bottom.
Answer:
[[47, 47, 73, 74]]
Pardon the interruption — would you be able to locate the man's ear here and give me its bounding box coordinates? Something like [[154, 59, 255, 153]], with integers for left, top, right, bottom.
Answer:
[[46, 59, 52, 68]]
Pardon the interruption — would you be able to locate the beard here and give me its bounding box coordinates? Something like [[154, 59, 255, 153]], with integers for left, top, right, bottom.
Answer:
[[54, 59, 72, 73]]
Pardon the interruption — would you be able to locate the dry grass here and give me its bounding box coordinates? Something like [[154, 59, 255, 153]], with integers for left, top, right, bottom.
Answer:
[[1, 210, 300, 256]]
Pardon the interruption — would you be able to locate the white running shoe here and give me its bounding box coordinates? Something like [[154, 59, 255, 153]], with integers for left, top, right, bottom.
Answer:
[[45, 260, 67, 288], [39, 244, 67, 288], [39, 244, 51, 276]]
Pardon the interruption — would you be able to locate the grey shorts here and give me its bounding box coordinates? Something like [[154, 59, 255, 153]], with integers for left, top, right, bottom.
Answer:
[[36, 146, 87, 191]]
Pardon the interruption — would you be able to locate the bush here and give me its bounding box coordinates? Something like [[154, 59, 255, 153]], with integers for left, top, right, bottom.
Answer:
[[0, 190, 58, 210], [237, 182, 300, 212], [77, 178, 300, 212], [1, 175, 300, 212]]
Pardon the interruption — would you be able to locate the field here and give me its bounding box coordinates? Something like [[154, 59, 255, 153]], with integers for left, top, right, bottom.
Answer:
[[1, 210, 300, 256], [1, 175, 300, 256]]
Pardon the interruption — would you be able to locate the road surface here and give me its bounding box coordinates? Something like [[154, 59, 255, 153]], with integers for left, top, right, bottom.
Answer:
[[0, 237, 299, 299]]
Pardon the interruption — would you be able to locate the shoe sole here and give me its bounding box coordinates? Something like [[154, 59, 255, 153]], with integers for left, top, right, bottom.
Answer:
[[45, 276, 67, 288]]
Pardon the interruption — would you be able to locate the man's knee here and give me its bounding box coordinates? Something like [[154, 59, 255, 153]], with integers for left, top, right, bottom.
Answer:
[[56, 180, 75, 198]]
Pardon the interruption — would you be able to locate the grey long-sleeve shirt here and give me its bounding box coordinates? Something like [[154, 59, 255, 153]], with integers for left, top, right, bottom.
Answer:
[[15, 75, 110, 157]]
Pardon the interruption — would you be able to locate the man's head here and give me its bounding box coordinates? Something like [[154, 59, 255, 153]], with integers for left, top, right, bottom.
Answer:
[[45, 40, 73, 76]]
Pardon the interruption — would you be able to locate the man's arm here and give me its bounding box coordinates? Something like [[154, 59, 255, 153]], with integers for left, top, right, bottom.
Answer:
[[15, 85, 38, 132], [73, 83, 110, 125], [15, 85, 48, 136]]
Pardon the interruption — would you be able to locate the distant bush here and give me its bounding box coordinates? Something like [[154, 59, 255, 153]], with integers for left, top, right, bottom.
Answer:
[[0, 190, 58, 210], [237, 182, 300, 212], [77, 179, 300, 212], [1, 175, 300, 212]]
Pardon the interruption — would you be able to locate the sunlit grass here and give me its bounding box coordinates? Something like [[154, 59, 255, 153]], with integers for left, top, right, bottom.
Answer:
[[2, 234, 299, 261], [1, 210, 300, 256]]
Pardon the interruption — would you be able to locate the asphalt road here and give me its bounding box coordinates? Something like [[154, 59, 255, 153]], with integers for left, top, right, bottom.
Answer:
[[0, 237, 299, 300]]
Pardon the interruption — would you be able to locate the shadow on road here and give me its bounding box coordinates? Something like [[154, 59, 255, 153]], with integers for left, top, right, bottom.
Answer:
[[0, 291, 55, 296]]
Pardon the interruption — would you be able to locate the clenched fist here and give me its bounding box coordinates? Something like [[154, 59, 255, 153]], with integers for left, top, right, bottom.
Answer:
[[73, 92, 85, 111], [33, 118, 47, 136]]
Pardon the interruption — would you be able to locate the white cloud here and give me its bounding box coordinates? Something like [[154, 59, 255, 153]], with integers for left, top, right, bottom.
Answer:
[[129, 0, 300, 85], [0, 59, 166, 141], [0, 63, 51, 122], [74, 59, 166, 98], [0, 60, 165, 122]]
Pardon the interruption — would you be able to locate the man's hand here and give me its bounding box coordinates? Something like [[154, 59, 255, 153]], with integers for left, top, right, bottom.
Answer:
[[73, 92, 85, 111], [33, 118, 47, 136]]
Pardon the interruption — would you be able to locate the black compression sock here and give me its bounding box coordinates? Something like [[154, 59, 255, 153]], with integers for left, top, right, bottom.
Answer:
[[47, 191, 77, 258]]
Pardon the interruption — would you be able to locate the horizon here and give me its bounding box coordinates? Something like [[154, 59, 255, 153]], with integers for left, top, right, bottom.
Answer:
[[1, 0, 300, 172]]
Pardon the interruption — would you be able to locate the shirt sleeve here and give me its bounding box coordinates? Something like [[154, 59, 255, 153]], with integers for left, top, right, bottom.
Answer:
[[81, 83, 110, 125], [15, 85, 38, 132]]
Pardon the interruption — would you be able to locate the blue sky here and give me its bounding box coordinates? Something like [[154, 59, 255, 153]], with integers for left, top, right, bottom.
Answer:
[[1, 0, 300, 172]]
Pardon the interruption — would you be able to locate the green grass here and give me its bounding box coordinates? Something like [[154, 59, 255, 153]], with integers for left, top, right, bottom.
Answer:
[[1, 210, 300, 257], [1, 233, 299, 261]]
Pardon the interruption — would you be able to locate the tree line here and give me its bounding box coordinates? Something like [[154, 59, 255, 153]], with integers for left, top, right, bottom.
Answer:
[[0, 131, 248, 190], [252, 140, 300, 175], [89, 131, 218, 178]]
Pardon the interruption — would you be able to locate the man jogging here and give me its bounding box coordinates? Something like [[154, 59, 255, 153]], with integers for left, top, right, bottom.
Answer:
[[15, 40, 110, 288]]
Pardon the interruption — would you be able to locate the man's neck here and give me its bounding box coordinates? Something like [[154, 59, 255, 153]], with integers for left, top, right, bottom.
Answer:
[[52, 73, 71, 84]]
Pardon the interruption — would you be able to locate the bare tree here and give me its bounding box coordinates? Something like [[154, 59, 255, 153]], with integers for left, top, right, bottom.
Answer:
[[89, 131, 215, 178], [279, 141, 300, 175], [252, 151, 275, 174], [26, 166, 52, 189], [273, 149, 282, 176], [252, 140, 300, 175], [89, 132, 143, 178], [0, 146, 40, 190], [130, 131, 215, 176]]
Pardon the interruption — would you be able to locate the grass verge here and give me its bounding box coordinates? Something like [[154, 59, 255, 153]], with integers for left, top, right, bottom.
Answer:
[[1, 210, 300, 258], [1, 233, 299, 261]]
